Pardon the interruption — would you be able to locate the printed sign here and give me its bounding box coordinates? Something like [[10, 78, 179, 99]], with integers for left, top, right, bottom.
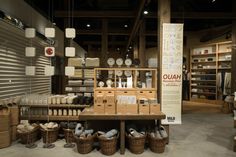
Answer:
[[161, 23, 183, 124]]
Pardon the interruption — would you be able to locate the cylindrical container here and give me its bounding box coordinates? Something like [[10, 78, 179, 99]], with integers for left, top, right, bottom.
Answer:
[[53, 109, 58, 116], [73, 109, 77, 116], [63, 109, 67, 116], [68, 109, 73, 116], [58, 109, 62, 116], [49, 109, 53, 116]]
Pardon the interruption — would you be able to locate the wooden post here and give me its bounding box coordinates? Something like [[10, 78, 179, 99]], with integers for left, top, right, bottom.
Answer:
[[231, 1, 236, 93], [139, 20, 146, 67], [120, 120, 125, 154], [133, 41, 138, 59], [101, 19, 108, 67]]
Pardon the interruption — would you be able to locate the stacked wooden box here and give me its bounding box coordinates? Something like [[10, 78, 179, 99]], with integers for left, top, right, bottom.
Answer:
[[0, 107, 11, 148]]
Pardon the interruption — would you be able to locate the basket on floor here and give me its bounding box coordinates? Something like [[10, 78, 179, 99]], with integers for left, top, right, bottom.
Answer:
[[40, 127, 59, 144], [148, 134, 166, 153], [63, 129, 75, 143], [18, 125, 40, 144], [97, 133, 119, 156], [126, 133, 146, 154], [74, 134, 95, 154]]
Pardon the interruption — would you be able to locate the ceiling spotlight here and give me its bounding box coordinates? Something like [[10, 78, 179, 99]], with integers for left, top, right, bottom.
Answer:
[[212, 0, 216, 2], [52, 23, 56, 25], [124, 24, 128, 28], [117, 47, 120, 51], [86, 24, 91, 28], [143, 10, 148, 15], [129, 46, 132, 49], [127, 49, 130, 52]]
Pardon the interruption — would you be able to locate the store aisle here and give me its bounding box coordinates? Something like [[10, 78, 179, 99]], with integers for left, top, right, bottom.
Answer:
[[0, 113, 235, 157]]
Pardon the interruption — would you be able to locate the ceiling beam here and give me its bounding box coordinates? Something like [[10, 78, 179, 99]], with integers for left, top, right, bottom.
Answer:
[[55, 10, 236, 19], [125, 0, 146, 51]]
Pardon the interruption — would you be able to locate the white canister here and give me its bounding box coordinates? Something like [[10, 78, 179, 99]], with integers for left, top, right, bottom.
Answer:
[[49, 109, 53, 116], [68, 109, 73, 116], [53, 109, 58, 116], [77, 109, 81, 115], [63, 109, 67, 116], [73, 109, 77, 116], [52, 97, 56, 104], [56, 97, 61, 104], [58, 109, 62, 116]]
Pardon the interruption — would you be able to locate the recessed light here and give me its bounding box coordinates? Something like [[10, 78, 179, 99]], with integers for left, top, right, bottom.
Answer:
[[86, 24, 91, 28], [143, 10, 148, 15], [117, 47, 120, 51], [124, 24, 128, 28], [212, 0, 216, 2], [129, 46, 132, 49], [53, 23, 56, 25]]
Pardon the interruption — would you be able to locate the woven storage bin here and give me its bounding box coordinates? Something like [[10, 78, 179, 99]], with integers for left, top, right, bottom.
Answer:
[[41, 127, 59, 144], [0, 131, 11, 148], [74, 134, 95, 154], [0, 107, 10, 132], [126, 134, 146, 154], [9, 106, 19, 125], [97, 133, 119, 156], [18, 126, 40, 144], [148, 134, 166, 153], [63, 129, 75, 143]]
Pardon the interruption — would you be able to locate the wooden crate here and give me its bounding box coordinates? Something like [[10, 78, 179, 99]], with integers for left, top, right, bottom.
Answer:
[[139, 104, 150, 114], [94, 104, 105, 114], [0, 131, 11, 148], [116, 91, 136, 96], [105, 103, 116, 114], [0, 108, 10, 132], [126, 104, 138, 114], [137, 91, 156, 98], [9, 106, 19, 125], [150, 104, 161, 114], [116, 104, 126, 114]]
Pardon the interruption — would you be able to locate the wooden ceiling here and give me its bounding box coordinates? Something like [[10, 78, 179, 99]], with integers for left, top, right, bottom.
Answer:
[[26, 0, 234, 52]]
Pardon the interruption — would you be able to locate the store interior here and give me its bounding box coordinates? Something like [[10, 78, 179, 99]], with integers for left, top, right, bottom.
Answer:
[[0, 0, 236, 156]]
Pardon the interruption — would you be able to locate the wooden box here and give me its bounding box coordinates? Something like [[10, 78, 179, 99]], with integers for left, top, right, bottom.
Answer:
[[11, 125, 17, 141], [116, 91, 136, 96], [94, 104, 105, 114], [104, 91, 115, 104], [126, 104, 138, 114], [137, 91, 156, 98], [116, 104, 126, 114], [9, 106, 19, 125], [139, 104, 150, 114], [105, 103, 116, 114], [95, 94, 104, 104], [150, 104, 161, 114], [0, 131, 11, 148], [0, 108, 10, 132]]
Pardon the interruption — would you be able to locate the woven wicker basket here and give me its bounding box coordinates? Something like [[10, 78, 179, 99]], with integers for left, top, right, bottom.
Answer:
[[126, 133, 146, 154], [40, 127, 59, 144], [74, 134, 95, 154], [63, 129, 75, 143], [148, 134, 166, 153], [18, 125, 40, 144], [97, 133, 119, 156]]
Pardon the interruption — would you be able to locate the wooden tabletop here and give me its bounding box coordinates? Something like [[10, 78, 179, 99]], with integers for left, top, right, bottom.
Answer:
[[79, 107, 166, 120]]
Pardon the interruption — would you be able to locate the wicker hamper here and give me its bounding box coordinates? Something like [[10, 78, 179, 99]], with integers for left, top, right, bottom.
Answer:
[[0, 107, 10, 132], [74, 134, 95, 154], [126, 134, 146, 154], [0, 131, 11, 148], [18, 126, 40, 144], [97, 133, 119, 156], [40, 127, 59, 144], [63, 129, 75, 143], [148, 134, 166, 153]]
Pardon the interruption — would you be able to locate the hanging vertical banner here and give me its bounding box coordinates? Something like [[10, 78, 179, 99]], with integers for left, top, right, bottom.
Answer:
[[161, 23, 183, 124]]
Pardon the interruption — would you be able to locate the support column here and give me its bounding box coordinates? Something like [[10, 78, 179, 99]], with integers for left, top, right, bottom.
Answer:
[[133, 39, 138, 59], [231, 1, 236, 93], [139, 20, 146, 67], [157, 0, 171, 102], [101, 19, 108, 67]]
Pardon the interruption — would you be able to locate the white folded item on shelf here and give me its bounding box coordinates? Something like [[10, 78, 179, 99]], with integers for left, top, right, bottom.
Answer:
[[85, 58, 100, 67], [65, 87, 73, 91], [68, 58, 83, 67], [67, 95, 77, 104], [191, 89, 198, 92]]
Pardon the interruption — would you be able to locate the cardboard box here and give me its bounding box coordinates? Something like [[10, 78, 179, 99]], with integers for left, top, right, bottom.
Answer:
[[0, 131, 11, 148], [126, 104, 138, 114], [0, 108, 10, 132], [137, 91, 157, 98], [94, 104, 105, 114], [116, 91, 136, 96], [105, 94, 115, 104], [11, 125, 17, 141], [150, 104, 161, 114], [105, 103, 116, 114], [9, 106, 19, 125], [95, 94, 104, 104], [116, 104, 126, 114], [139, 104, 150, 114]]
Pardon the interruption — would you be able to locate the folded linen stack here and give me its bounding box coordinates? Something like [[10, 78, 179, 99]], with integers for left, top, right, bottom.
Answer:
[[68, 58, 83, 67], [85, 58, 100, 67]]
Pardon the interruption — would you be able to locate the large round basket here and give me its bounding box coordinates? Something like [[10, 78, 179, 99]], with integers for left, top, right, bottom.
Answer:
[[148, 134, 166, 153], [97, 133, 119, 156], [126, 133, 146, 154], [18, 125, 40, 144], [63, 129, 75, 143], [74, 134, 95, 154], [40, 127, 59, 144]]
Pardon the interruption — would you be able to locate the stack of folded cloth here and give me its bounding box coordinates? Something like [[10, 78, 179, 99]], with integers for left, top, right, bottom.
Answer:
[[84, 79, 94, 86], [85, 58, 100, 67], [68, 58, 83, 67], [68, 80, 83, 86], [74, 69, 83, 78], [192, 94, 198, 99], [97, 129, 118, 140], [84, 69, 94, 78]]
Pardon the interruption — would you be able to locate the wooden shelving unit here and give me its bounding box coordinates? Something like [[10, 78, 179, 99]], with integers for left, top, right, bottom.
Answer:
[[190, 41, 232, 104]]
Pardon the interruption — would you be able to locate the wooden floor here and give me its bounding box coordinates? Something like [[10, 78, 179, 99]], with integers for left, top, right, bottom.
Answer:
[[182, 101, 223, 114]]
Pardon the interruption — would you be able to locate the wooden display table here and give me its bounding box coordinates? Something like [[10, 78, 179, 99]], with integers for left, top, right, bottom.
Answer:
[[79, 107, 166, 155]]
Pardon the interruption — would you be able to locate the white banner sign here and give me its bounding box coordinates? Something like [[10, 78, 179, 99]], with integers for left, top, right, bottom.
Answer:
[[161, 23, 183, 124]]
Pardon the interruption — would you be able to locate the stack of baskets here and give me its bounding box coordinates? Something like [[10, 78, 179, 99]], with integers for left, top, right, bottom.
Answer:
[[63, 128, 75, 143], [74, 134, 96, 154], [126, 133, 146, 154], [40, 126, 59, 144], [97, 133, 119, 155]]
